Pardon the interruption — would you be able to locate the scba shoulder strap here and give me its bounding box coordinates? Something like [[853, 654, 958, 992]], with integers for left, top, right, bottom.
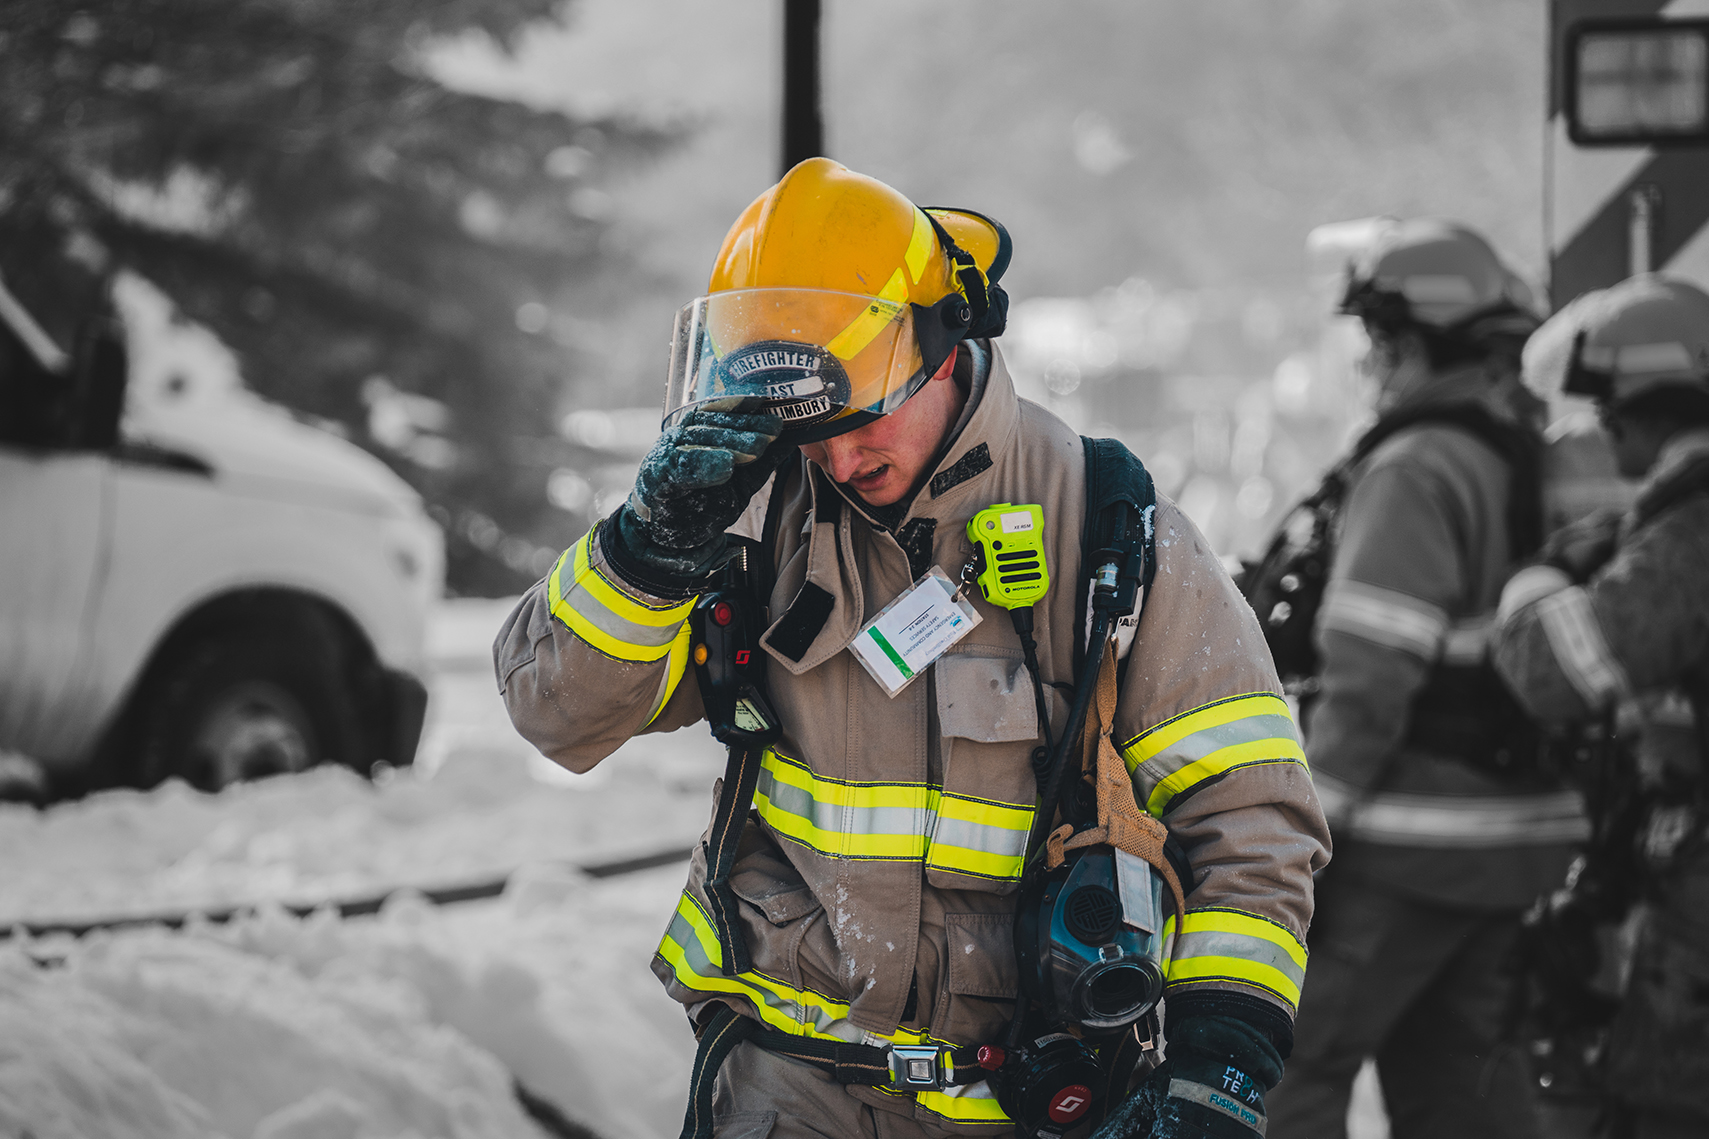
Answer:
[[1077, 436, 1159, 688]]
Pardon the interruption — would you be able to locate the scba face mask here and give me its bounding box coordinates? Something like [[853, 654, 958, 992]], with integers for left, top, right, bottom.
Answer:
[[1014, 846, 1173, 1034]]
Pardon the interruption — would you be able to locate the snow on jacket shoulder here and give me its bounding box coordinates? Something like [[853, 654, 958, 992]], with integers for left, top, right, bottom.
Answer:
[[495, 345, 1328, 1130]]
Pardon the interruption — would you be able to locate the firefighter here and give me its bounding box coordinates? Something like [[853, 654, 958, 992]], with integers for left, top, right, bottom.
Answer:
[[496, 159, 1329, 1138], [1492, 275, 1709, 1139], [1261, 219, 1580, 1139]]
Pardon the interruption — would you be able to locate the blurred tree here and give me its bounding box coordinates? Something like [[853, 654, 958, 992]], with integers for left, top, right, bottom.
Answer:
[[0, 0, 666, 593]]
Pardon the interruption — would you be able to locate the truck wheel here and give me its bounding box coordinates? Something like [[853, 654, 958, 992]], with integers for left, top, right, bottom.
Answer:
[[134, 631, 365, 792]]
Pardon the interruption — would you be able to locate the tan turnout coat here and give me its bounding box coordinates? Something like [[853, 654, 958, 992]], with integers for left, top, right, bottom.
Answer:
[[495, 344, 1329, 1130]]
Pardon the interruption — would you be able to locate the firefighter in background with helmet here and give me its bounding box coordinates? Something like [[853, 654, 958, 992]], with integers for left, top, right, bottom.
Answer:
[[1262, 220, 1580, 1138], [1493, 275, 1709, 1139], [496, 159, 1329, 1138]]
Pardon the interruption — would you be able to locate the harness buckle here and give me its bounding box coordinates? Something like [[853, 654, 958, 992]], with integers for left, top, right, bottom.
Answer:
[[888, 1044, 949, 1090]]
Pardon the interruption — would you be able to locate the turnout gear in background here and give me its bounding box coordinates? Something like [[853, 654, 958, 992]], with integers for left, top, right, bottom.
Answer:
[[1494, 276, 1709, 1132], [1262, 220, 1567, 1139]]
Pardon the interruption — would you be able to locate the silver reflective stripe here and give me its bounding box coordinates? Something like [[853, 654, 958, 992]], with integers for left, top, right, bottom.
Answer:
[[1534, 585, 1629, 708], [1497, 564, 1572, 626], [755, 767, 929, 841], [1319, 579, 1446, 659], [1440, 617, 1491, 666], [1142, 712, 1301, 775], [560, 581, 687, 649], [1170, 929, 1307, 995], [930, 813, 1028, 861], [1316, 771, 1589, 847]]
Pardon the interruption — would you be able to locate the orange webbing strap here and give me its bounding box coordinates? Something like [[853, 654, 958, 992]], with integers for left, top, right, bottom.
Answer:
[[1044, 640, 1187, 929]]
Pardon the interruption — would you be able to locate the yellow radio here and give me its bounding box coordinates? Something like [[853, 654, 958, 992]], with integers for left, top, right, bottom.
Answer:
[[966, 503, 1050, 608]]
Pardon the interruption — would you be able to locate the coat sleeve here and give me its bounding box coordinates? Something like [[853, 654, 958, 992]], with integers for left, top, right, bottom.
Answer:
[[1494, 503, 1709, 722], [1114, 497, 1331, 1025], [493, 520, 707, 773], [1304, 452, 1466, 802]]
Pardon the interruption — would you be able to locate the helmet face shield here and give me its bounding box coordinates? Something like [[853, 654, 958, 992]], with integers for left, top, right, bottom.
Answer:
[[663, 288, 930, 442]]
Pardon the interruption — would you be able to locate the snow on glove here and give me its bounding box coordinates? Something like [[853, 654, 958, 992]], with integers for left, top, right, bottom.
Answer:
[[604, 405, 794, 595], [1092, 1016, 1283, 1139]]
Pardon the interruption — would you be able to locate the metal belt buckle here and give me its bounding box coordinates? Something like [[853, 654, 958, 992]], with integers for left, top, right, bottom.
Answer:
[[889, 1044, 947, 1090]]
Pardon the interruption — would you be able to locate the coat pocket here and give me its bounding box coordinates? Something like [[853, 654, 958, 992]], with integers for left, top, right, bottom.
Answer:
[[936, 649, 1039, 743], [934, 912, 1021, 1046]]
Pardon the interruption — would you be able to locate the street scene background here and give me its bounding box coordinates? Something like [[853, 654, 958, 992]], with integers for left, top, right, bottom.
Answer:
[[2, 2, 1549, 1137]]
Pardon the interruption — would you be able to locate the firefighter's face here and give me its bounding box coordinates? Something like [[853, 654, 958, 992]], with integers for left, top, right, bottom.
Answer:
[[1599, 404, 1672, 479], [1361, 325, 1434, 413], [801, 348, 964, 507]]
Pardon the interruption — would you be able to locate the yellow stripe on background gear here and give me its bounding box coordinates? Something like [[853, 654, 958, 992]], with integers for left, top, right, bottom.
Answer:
[[823, 269, 910, 363], [658, 891, 1015, 1126], [1165, 908, 1308, 1010], [1121, 692, 1307, 816], [546, 529, 696, 663]]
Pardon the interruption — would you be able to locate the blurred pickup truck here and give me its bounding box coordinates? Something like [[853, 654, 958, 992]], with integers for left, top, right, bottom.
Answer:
[[0, 277, 443, 799]]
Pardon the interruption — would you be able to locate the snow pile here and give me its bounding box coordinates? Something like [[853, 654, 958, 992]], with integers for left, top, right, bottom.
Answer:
[[0, 921, 541, 1139], [1, 851, 699, 1139], [0, 721, 721, 933]]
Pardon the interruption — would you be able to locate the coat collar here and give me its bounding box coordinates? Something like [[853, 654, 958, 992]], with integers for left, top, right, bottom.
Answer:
[[824, 340, 1020, 531], [762, 343, 1024, 676]]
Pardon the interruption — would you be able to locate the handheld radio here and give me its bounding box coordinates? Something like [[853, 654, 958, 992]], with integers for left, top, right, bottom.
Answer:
[[966, 503, 1050, 607]]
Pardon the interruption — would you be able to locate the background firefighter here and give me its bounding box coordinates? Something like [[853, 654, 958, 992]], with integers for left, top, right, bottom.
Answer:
[[1493, 274, 1709, 1139], [494, 159, 1329, 1138], [1260, 219, 1580, 1139]]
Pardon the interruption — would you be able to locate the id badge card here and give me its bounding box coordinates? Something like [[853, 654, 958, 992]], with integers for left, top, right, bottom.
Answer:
[[849, 566, 982, 697]]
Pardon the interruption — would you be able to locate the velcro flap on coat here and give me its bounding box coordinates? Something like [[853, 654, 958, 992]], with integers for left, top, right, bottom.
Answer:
[[944, 913, 1019, 998], [935, 649, 1040, 743], [729, 849, 823, 927]]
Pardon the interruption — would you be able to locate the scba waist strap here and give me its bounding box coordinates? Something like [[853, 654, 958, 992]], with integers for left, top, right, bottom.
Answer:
[[748, 1028, 985, 1090], [679, 1006, 989, 1139]]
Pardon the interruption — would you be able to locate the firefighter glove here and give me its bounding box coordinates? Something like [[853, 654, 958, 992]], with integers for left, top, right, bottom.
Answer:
[[1538, 506, 1622, 583], [1092, 1016, 1282, 1139], [605, 405, 793, 593]]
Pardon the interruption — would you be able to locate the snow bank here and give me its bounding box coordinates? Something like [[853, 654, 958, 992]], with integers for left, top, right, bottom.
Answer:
[[0, 921, 541, 1139], [2, 855, 698, 1139]]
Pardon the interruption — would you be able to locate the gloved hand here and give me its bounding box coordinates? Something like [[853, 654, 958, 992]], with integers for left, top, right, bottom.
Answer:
[[604, 404, 794, 594], [1092, 1017, 1283, 1139], [1537, 506, 1623, 583]]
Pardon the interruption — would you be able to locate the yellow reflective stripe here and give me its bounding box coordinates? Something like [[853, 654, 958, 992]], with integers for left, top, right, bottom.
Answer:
[[824, 270, 909, 362], [905, 208, 933, 284], [643, 620, 694, 727], [755, 750, 931, 860], [756, 752, 1032, 879], [916, 1084, 1011, 1125], [660, 891, 858, 1038], [546, 529, 696, 662], [926, 793, 1032, 881], [660, 890, 1014, 1123], [1165, 908, 1308, 1010], [1122, 693, 1307, 816]]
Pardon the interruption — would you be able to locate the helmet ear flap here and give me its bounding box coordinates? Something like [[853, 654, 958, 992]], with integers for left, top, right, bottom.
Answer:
[[921, 210, 1011, 340]]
